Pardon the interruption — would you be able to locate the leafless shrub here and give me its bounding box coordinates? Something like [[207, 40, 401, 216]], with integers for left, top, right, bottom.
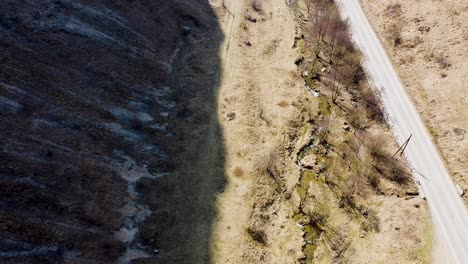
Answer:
[[367, 172, 380, 190], [383, 3, 404, 47], [245, 14, 257, 23], [413, 35, 423, 46], [384, 3, 402, 18], [367, 138, 411, 184], [399, 55, 414, 65], [326, 67, 342, 103], [308, 0, 334, 50], [348, 109, 367, 133], [344, 134, 361, 154], [423, 50, 435, 62], [453, 127, 466, 137], [338, 192, 356, 212], [385, 160, 410, 184], [362, 209, 380, 232], [361, 86, 385, 123], [435, 53, 450, 69], [352, 63, 366, 85], [311, 202, 330, 227], [247, 226, 267, 244], [367, 136, 388, 163], [387, 22, 403, 46], [325, 228, 350, 260], [252, 0, 263, 14]]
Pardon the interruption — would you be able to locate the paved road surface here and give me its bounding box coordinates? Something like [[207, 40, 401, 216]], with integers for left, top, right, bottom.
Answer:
[[335, 0, 468, 262]]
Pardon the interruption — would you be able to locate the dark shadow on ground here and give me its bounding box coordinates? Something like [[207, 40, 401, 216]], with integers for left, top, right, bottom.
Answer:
[[0, 0, 224, 263]]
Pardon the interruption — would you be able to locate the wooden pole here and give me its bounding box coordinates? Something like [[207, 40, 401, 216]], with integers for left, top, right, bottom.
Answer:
[[392, 134, 412, 158]]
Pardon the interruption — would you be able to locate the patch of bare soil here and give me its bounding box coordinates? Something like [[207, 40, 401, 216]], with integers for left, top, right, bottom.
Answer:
[[358, 0, 468, 204]]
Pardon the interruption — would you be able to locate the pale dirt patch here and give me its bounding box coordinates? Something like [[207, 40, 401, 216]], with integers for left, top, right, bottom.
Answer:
[[358, 0, 468, 205]]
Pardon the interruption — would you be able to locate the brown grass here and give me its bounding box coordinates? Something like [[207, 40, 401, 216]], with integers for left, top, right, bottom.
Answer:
[[233, 167, 245, 177], [277, 100, 289, 107]]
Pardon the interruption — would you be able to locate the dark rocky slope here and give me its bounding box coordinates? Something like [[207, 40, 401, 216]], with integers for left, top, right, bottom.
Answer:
[[0, 0, 224, 263]]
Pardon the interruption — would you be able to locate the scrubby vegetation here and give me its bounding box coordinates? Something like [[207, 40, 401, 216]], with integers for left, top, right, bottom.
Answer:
[[284, 0, 415, 261]]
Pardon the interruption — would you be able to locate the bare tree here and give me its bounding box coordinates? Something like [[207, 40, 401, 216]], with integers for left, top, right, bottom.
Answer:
[[325, 55, 359, 103], [305, 0, 313, 14], [309, 0, 334, 54], [326, 16, 349, 63], [328, 67, 341, 103]]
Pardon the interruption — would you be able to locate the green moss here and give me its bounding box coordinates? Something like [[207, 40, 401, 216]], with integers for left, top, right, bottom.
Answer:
[[301, 123, 312, 137], [428, 126, 438, 138], [301, 170, 316, 185], [296, 39, 305, 52], [304, 223, 321, 241], [303, 223, 323, 263], [318, 96, 331, 116], [304, 74, 317, 89], [293, 212, 307, 223], [304, 243, 317, 264], [297, 186, 307, 201]]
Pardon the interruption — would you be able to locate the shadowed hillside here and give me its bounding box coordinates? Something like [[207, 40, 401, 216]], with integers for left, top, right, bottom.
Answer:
[[0, 0, 224, 263]]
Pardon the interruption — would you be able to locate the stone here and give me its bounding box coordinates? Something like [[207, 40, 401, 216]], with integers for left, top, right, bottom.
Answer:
[[418, 26, 430, 32], [227, 112, 236, 121]]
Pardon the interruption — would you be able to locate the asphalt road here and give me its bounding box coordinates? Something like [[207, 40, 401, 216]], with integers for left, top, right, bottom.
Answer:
[[335, 0, 468, 262]]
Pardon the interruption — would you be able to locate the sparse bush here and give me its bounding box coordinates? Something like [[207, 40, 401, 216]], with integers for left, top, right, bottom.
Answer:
[[367, 136, 389, 164], [368, 173, 380, 189], [345, 134, 361, 155], [367, 138, 410, 185], [388, 22, 403, 46], [233, 167, 244, 177], [362, 209, 380, 232], [412, 36, 423, 47], [386, 161, 410, 184], [435, 53, 450, 69], [352, 64, 366, 85], [453, 127, 465, 137], [383, 3, 404, 47], [247, 226, 267, 244], [338, 193, 356, 212], [325, 228, 350, 260], [312, 209, 329, 227], [362, 86, 385, 123], [348, 109, 367, 133], [384, 3, 402, 17], [252, 0, 263, 14]]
